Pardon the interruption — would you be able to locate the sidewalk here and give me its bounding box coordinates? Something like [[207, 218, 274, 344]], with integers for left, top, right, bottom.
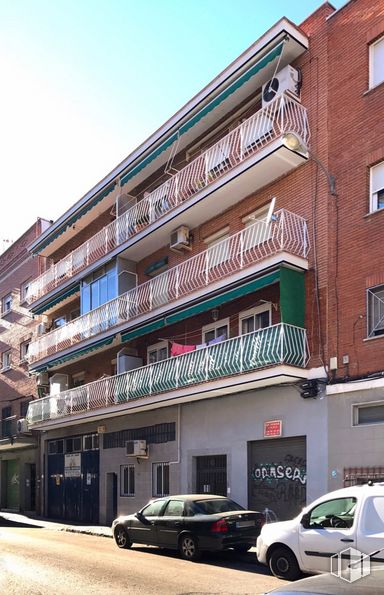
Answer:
[[0, 510, 113, 538]]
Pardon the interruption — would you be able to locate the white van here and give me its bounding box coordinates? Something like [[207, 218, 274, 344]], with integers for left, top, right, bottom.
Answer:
[[256, 482, 384, 580]]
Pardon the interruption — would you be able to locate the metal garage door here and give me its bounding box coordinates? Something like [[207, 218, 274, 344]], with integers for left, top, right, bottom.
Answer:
[[248, 436, 306, 521]]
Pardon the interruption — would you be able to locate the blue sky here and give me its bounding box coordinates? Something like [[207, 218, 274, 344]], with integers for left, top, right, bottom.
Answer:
[[0, 0, 344, 245]]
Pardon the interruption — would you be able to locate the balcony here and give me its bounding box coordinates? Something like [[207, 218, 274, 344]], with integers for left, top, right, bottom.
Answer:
[[28, 209, 309, 366], [27, 94, 309, 307], [27, 323, 308, 426], [0, 416, 35, 449]]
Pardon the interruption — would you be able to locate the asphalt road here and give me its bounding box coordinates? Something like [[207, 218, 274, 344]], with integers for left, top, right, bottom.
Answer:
[[0, 518, 286, 595]]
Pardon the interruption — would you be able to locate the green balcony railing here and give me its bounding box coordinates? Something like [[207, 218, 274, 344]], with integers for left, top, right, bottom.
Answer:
[[27, 323, 308, 425]]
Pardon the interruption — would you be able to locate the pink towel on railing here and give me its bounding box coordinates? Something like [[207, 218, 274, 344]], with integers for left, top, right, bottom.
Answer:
[[170, 342, 196, 356]]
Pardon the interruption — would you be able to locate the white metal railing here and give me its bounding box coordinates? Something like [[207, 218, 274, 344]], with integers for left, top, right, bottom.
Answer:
[[27, 323, 309, 425], [26, 93, 310, 304], [28, 209, 309, 364]]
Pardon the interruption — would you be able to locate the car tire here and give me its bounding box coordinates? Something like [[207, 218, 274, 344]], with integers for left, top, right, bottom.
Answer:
[[114, 525, 132, 549], [179, 533, 201, 561], [269, 547, 301, 581], [233, 544, 252, 553]]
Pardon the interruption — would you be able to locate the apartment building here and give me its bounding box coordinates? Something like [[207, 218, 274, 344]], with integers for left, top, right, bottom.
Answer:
[[0, 219, 49, 512], [23, 0, 384, 525]]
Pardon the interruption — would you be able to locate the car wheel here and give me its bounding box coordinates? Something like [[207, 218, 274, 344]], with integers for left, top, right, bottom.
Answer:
[[269, 547, 301, 581], [233, 544, 252, 553], [179, 534, 201, 561], [114, 525, 132, 549]]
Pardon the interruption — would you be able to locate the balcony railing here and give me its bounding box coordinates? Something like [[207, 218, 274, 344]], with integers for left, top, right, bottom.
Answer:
[[28, 209, 309, 364], [27, 93, 309, 305], [27, 323, 308, 425], [0, 416, 17, 440]]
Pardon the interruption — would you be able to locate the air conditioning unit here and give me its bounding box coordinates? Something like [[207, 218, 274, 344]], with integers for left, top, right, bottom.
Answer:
[[37, 322, 46, 335], [37, 372, 49, 386], [262, 65, 301, 107], [17, 418, 30, 434], [126, 439, 148, 457], [116, 193, 136, 218], [170, 226, 191, 251]]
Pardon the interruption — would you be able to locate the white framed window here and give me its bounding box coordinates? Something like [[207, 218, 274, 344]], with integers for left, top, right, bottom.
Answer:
[[353, 401, 384, 426], [120, 464, 135, 496], [242, 204, 272, 251], [2, 350, 11, 371], [367, 285, 384, 337], [370, 162, 384, 212], [239, 304, 271, 335], [202, 317, 229, 345], [20, 280, 30, 303], [152, 462, 169, 497], [147, 341, 169, 364], [83, 434, 99, 450], [369, 36, 384, 89], [20, 340, 30, 362], [2, 294, 12, 315], [204, 227, 230, 269]]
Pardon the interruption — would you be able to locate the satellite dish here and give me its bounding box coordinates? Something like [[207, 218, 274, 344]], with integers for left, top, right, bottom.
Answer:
[[262, 78, 279, 104]]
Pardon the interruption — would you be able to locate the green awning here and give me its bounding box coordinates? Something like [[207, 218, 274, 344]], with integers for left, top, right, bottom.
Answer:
[[120, 42, 283, 187], [121, 318, 165, 343], [121, 270, 279, 343], [32, 283, 80, 315], [165, 270, 280, 325], [35, 182, 116, 254], [30, 336, 114, 372]]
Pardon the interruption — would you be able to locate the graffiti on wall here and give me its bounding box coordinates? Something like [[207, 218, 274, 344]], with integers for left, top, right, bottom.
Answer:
[[250, 453, 307, 520]]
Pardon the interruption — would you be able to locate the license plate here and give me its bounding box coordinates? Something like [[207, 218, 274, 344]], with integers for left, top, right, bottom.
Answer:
[[236, 520, 255, 528]]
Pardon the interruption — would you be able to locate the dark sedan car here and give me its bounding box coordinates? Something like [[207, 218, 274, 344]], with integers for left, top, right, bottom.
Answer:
[[112, 494, 265, 561]]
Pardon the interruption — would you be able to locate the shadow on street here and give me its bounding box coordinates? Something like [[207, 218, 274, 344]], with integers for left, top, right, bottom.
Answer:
[[0, 517, 43, 529]]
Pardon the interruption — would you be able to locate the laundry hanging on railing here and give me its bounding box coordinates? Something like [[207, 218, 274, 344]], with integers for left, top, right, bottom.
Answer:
[[170, 342, 196, 356]]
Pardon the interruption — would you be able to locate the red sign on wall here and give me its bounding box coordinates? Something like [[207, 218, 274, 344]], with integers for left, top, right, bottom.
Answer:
[[264, 419, 282, 438]]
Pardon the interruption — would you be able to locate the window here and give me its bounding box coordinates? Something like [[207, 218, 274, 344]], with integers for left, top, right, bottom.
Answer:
[[72, 372, 85, 388], [147, 341, 169, 364], [153, 462, 169, 497], [81, 262, 117, 315], [370, 162, 384, 212], [163, 499, 185, 516], [2, 350, 11, 371], [65, 436, 82, 453], [370, 36, 384, 89], [20, 340, 30, 362], [120, 464, 135, 496], [1, 406, 12, 438], [142, 498, 166, 517], [239, 305, 271, 335], [20, 399, 32, 418], [367, 285, 384, 337], [204, 227, 230, 268], [20, 280, 30, 303], [2, 294, 12, 315], [307, 497, 356, 529], [83, 434, 99, 450], [202, 318, 229, 345], [353, 402, 384, 426], [48, 440, 64, 455]]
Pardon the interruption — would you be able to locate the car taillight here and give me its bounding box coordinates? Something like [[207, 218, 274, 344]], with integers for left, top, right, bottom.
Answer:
[[259, 514, 266, 527], [210, 519, 229, 533]]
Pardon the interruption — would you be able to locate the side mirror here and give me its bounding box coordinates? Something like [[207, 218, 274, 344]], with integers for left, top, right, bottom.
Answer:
[[300, 513, 310, 529], [135, 511, 152, 525]]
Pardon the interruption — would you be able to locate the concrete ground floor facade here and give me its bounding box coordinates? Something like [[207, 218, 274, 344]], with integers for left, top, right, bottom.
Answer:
[[37, 382, 329, 525]]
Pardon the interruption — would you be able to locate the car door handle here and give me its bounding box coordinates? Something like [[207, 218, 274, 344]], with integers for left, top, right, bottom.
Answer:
[[174, 522, 182, 527], [340, 538, 354, 542]]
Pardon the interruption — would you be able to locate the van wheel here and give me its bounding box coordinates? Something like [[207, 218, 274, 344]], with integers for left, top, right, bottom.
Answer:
[[269, 547, 301, 581]]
